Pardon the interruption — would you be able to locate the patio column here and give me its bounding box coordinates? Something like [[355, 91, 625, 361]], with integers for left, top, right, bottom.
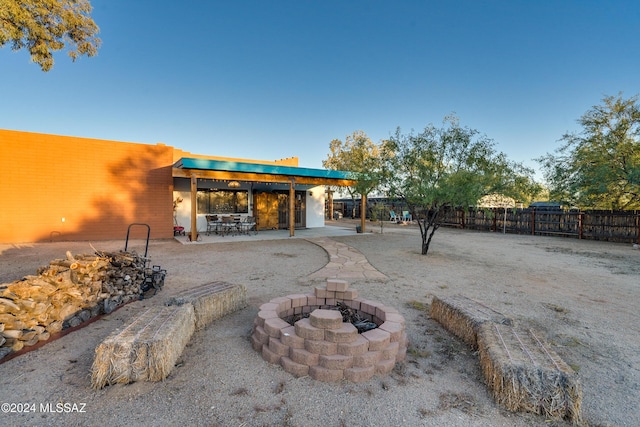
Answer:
[[190, 173, 198, 241], [289, 179, 295, 237], [360, 193, 367, 233]]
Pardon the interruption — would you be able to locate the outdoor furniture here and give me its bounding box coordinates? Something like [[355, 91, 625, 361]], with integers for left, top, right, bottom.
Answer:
[[206, 215, 220, 235], [402, 211, 412, 222], [174, 217, 186, 236], [220, 216, 237, 236], [241, 216, 257, 235], [389, 211, 398, 222]]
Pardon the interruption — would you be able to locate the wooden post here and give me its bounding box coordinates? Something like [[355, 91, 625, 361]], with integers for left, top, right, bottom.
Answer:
[[360, 194, 367, 233], [328, 189, 334, 220], [579, 212, 584, 240], [531, 209, 535, 235], [289, 179, 295, 237], [190, 174, 198, 241]]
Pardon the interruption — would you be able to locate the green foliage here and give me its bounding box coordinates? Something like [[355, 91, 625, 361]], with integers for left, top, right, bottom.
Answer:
[[323, 130, 383, 209], [383, 115, 537, 255], [0, 0, 100, 71], [538, 94, 640, 209]]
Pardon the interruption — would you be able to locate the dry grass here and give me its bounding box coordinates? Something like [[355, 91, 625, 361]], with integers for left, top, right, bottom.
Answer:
[[90, 305, 195, 389], [407, 345, 432, 358], [407, 300, 430, 312], [165, 281, 247, 330], [418, 391, 480, 417], [544, 303, 570, 314], [477, 323, 582, 423], [438, 391, 479, 414], [430, 294, 511, 349]]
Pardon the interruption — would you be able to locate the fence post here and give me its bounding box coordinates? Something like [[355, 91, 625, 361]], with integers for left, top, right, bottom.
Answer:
[[531, 209, 535, 235], [461, 209, 465, 229], [579, 212, 584, 240], [492, 209, 497, 232]]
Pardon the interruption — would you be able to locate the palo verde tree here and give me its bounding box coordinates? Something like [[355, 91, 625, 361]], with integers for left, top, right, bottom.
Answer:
[[382, 115, 537, 255], [0, 0, 100, 71], [323, 130, 383, 219], [537, 93, 640, 209]]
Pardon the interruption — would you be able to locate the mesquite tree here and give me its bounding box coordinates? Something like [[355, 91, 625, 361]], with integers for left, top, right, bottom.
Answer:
[[0, 0, 100, 71], [323, 130, 382, 219], [537, 93, 640, 209], [382, 115, 536, 255]]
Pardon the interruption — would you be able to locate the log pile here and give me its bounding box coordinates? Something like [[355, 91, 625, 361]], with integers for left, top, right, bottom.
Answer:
[[1, 250, 152, 360]]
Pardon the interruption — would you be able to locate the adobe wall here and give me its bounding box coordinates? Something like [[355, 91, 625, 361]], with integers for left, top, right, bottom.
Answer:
[[0, 130, 174, 243], [172, 147, 299, 166]]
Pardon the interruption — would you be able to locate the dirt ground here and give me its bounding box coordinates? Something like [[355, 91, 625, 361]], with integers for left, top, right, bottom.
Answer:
[[0, 221, 638, 427]]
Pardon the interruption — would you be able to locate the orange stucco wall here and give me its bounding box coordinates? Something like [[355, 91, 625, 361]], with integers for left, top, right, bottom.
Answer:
[[0, 129, 174, 243], [172, 147, 299, 166]]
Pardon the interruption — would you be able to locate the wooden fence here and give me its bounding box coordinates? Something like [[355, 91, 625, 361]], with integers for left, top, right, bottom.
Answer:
[[437, 208, 640, 244]]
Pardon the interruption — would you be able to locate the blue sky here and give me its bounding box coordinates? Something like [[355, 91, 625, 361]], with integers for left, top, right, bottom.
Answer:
[[1, 1, 639, 179]]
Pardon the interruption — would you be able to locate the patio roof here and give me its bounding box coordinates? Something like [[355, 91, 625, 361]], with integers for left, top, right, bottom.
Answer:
[[173, 157, 356, 186], [173, 157, 366, 240]]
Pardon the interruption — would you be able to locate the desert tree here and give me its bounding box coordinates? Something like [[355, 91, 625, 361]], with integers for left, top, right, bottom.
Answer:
[[0, 0, 100, 71], [323, 130, 383, 220], [382, 115, 537, 255], [538, 93, 640, 209]]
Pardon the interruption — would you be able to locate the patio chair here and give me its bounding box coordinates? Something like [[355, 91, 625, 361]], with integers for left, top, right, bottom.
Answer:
[[242, 216, 257, 235], [389, 210, 398, 222], [402, 211, 412, 222], [220, 216, 237, 236], [206, 215, 219, 235]]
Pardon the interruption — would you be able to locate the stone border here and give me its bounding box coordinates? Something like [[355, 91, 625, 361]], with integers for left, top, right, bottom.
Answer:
[[251, 279, 408, 382]]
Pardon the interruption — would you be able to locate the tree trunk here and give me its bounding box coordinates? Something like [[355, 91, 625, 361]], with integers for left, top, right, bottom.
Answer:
[[419, 208, 441, 255]]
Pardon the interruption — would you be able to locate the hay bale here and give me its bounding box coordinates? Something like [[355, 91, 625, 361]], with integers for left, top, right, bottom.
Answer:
[[165, 282, 247, 330], [477, 323, 582, 423], [91, 305, 195, 389], [430, 294, 511, 348]]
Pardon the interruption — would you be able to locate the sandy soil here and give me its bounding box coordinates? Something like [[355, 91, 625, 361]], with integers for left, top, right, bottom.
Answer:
[[0, 221, 638, 427]]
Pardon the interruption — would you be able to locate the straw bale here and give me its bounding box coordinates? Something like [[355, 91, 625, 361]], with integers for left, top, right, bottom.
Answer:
[[165, 282, 247, 330], [477, 323, 582, 423], [91, 305, 195, 389], [430, 294, 511, 348]]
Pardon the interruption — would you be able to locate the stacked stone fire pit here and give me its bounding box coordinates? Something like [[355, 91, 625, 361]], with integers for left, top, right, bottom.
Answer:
[[251, 279, 407, 382]]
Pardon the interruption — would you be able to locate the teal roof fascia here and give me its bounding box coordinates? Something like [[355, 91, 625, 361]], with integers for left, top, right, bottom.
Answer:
[[175, 158, 353, 180]]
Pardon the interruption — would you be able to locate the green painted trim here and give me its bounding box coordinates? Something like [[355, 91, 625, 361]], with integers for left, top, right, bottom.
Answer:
[[175, 158, 353, 180]]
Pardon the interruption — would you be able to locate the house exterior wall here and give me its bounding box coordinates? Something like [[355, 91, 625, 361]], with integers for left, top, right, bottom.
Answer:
[[0, 129, 174, 243], [0, 129, 334, 243], [305, 186, 326, 228], [172, 148, 299, 167]]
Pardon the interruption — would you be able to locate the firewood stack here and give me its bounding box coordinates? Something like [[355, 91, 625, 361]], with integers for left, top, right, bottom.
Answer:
[[1, 250, 151, 359]]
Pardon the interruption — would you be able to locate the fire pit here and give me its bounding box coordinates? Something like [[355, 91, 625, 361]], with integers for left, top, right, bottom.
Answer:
[[251, 279, 407, 382]]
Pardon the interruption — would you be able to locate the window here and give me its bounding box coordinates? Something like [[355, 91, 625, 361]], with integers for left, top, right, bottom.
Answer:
[[197, 190, 248, 214]]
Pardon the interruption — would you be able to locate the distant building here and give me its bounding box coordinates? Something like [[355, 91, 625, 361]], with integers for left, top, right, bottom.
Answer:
[[477, 194, 517, 208], [528, 201, 566, 211]]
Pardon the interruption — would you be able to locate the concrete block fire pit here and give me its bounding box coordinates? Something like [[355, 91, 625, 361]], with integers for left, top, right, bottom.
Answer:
[[251, 279, 408, 382]]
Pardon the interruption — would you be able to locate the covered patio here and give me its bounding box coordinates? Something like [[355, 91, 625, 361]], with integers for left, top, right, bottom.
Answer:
[[172, 158, 361, 241], [173, 221, 361, 244]]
